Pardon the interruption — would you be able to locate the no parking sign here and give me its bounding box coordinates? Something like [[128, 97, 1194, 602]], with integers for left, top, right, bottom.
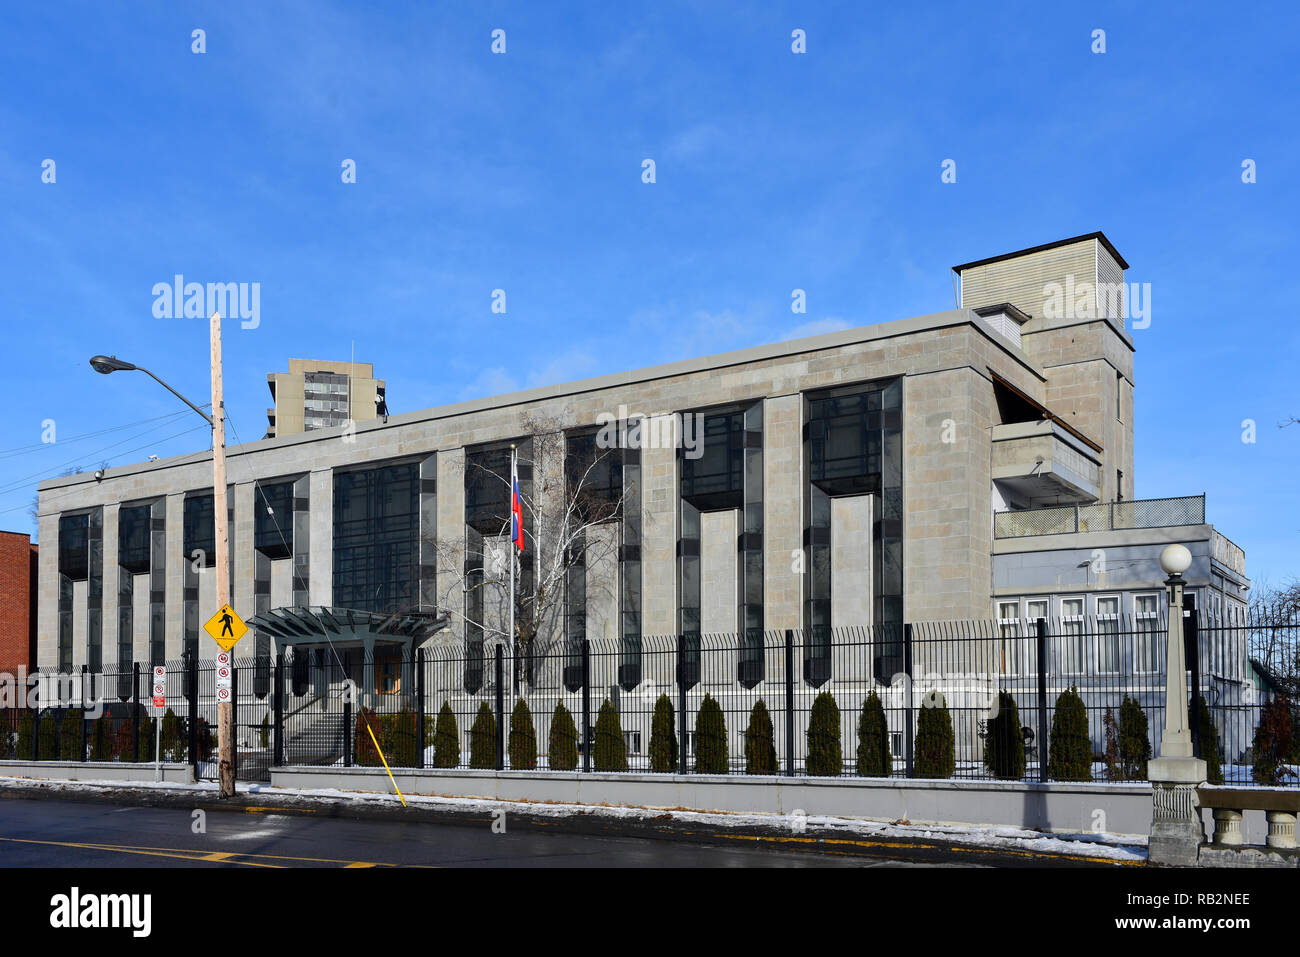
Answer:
[[152, 665, 166, 709]]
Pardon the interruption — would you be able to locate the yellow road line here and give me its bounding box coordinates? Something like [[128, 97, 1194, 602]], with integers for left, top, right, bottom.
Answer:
[[0, 836, 393, 868], [0, 837, 279, 867]]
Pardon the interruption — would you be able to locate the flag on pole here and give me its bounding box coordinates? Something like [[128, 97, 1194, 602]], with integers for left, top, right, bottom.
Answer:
[[510, 450, 525, 552]]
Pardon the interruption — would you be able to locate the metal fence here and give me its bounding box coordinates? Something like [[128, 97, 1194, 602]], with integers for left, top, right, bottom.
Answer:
[[3, 610, 1295, 787], [993, 494, 1206, 538], [0, 656, 274, 781]]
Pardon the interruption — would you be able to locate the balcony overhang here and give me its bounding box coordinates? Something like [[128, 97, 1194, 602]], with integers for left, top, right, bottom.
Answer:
[[991, 420, 1101, 505]]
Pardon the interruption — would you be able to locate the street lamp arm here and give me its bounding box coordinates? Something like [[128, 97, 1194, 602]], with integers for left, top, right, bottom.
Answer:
[[136, 366, 215, 427]]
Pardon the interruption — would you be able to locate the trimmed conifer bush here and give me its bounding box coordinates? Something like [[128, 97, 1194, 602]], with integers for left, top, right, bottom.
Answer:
[[1102, 707, 1122, 780], [432, 702, 460, 768], [1047, 687, 1092, 782], [136, 714, 156, 762], [745, 699, 777, 775], [549, 701, 578, 771], [806, 692, 842, 777], [59, 708, 83, 760], [983, 691, 1025, 780], [89, 716, 114, 761], [469, 702, 497, 769], [856, 690, 891, 777], [915, 692, 955, 778], [161, 707, 184, 762], [259, 713, 270, 749], [508, 699, 537, 770], [1118, 696, 1151, 780], [1194, 695, 1223, 785], [649, 695, 677, 773], [1252, 696, 1294, 785], [37, 711, 58, 760], [16, 712, 34, 759], [196, 716, 217, 763], [693, 695, 728, 774], [593, 698, 627, 772]]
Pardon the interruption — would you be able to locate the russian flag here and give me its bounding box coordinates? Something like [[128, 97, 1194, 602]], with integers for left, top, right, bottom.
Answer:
[[510, 453, 525, 552]]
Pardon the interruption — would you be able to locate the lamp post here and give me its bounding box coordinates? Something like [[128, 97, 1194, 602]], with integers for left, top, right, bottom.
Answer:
[[1147, 543, 1207, 866], [89, 312, 235, 799]]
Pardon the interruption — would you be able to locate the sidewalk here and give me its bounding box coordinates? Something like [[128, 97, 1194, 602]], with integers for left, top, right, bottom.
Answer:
[[0, 773, 1146, 867]]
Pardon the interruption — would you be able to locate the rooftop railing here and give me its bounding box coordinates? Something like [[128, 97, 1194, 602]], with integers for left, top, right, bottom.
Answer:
[[994, 494, 1206, 539]]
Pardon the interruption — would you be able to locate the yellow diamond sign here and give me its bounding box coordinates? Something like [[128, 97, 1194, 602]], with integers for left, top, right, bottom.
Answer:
[[204, 603, 248, 652]]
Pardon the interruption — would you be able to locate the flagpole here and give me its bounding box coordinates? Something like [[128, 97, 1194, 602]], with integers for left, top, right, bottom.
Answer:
[[509, 445, 517, 700]]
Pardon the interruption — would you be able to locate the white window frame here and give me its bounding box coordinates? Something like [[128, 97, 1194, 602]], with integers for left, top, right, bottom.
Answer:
[[1094, 594, 1121, 675], [997, 601, 1021, 676], [1021, 599, 1048, 676], [1059, 596, 1085, 675], [1133, 592, 1160, 674]]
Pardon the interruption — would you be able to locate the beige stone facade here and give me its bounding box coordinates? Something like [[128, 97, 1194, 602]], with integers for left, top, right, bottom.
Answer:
[[38, 233, 1243, 674]]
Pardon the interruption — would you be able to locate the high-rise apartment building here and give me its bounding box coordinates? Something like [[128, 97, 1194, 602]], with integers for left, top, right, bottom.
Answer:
[[265, 359, 386, 438]]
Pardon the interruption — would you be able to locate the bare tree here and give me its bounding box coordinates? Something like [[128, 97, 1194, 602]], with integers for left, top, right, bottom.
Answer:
[[1246, 578, 1300, 698], [432, 413, 639, 686]]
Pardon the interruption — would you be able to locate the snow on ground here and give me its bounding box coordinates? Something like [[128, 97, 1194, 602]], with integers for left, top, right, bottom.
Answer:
[[0, 772, 1146, 863]]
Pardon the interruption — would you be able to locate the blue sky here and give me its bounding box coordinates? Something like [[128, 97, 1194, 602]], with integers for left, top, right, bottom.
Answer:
[[2, 1, 1297, 586]]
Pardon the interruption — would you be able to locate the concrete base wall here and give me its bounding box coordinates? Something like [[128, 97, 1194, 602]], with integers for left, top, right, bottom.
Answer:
[[271, 766, 1155, 837], [0, 760, 195, 784]]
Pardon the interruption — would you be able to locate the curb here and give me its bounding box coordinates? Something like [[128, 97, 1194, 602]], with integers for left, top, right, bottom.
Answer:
[[0, 778, 1138, 867]]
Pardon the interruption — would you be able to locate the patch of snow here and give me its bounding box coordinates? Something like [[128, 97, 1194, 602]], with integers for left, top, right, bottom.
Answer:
[[0, 772, 1145, 862]]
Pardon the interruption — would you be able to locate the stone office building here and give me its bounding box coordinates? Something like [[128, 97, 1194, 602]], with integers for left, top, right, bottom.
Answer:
[[37, 233, 1249, 713]]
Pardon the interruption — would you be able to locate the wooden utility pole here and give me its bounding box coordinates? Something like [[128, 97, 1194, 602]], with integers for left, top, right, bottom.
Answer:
[[210, 311, 234, 798]]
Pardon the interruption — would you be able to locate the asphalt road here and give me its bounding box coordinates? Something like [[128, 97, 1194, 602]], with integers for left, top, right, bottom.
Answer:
[[0, 796, 926, 868]]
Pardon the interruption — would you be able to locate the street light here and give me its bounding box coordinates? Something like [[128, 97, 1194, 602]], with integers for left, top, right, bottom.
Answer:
[[1148, 542, 1207, 866], [88, 317, 234, 799], [1156, 543, 1194, 760], [88, 355, 214, 427]]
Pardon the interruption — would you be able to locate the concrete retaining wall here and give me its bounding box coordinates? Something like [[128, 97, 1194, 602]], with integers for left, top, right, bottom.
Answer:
[[272, 766, 1155, 837], [0, 760, 195, 784]]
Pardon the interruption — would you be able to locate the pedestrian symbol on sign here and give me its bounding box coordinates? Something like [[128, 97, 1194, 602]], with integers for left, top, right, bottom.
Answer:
[[203, 604, 248, 652]]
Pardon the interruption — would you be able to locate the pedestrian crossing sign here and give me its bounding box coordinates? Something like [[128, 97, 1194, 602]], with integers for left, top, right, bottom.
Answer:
[[203, 603, 248, 652]]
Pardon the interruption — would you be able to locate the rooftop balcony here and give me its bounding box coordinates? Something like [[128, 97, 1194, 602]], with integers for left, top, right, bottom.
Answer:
[[993, 494, 1206, 538], [990, 420, 1101, 505]]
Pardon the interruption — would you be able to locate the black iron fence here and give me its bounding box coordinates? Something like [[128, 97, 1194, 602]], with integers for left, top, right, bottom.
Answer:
[[3, 610, 1296, 787]]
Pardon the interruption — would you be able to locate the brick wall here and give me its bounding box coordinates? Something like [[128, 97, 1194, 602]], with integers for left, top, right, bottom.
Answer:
[[0, 531, 37, 673]]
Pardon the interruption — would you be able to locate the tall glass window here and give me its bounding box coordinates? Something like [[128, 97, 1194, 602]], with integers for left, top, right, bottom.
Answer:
[[183, 494, 215, 566], [464, 442, 533, 692], [118, 505, 152, 572], [804, 377, 903, 683], [1060, 597, 1085, 674], [58, 513, 90, 673], [87, 508, 103, 673], [149, 500, 166, 667], [1096, 595, 1120, 673], [997, 600, 1020, 675], [565, 427, 642, 689], [333, 463, 420, 613], [1134, 593, 1160, 673], [678, 401, 763, 687], [254, 482, 294, 559]]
